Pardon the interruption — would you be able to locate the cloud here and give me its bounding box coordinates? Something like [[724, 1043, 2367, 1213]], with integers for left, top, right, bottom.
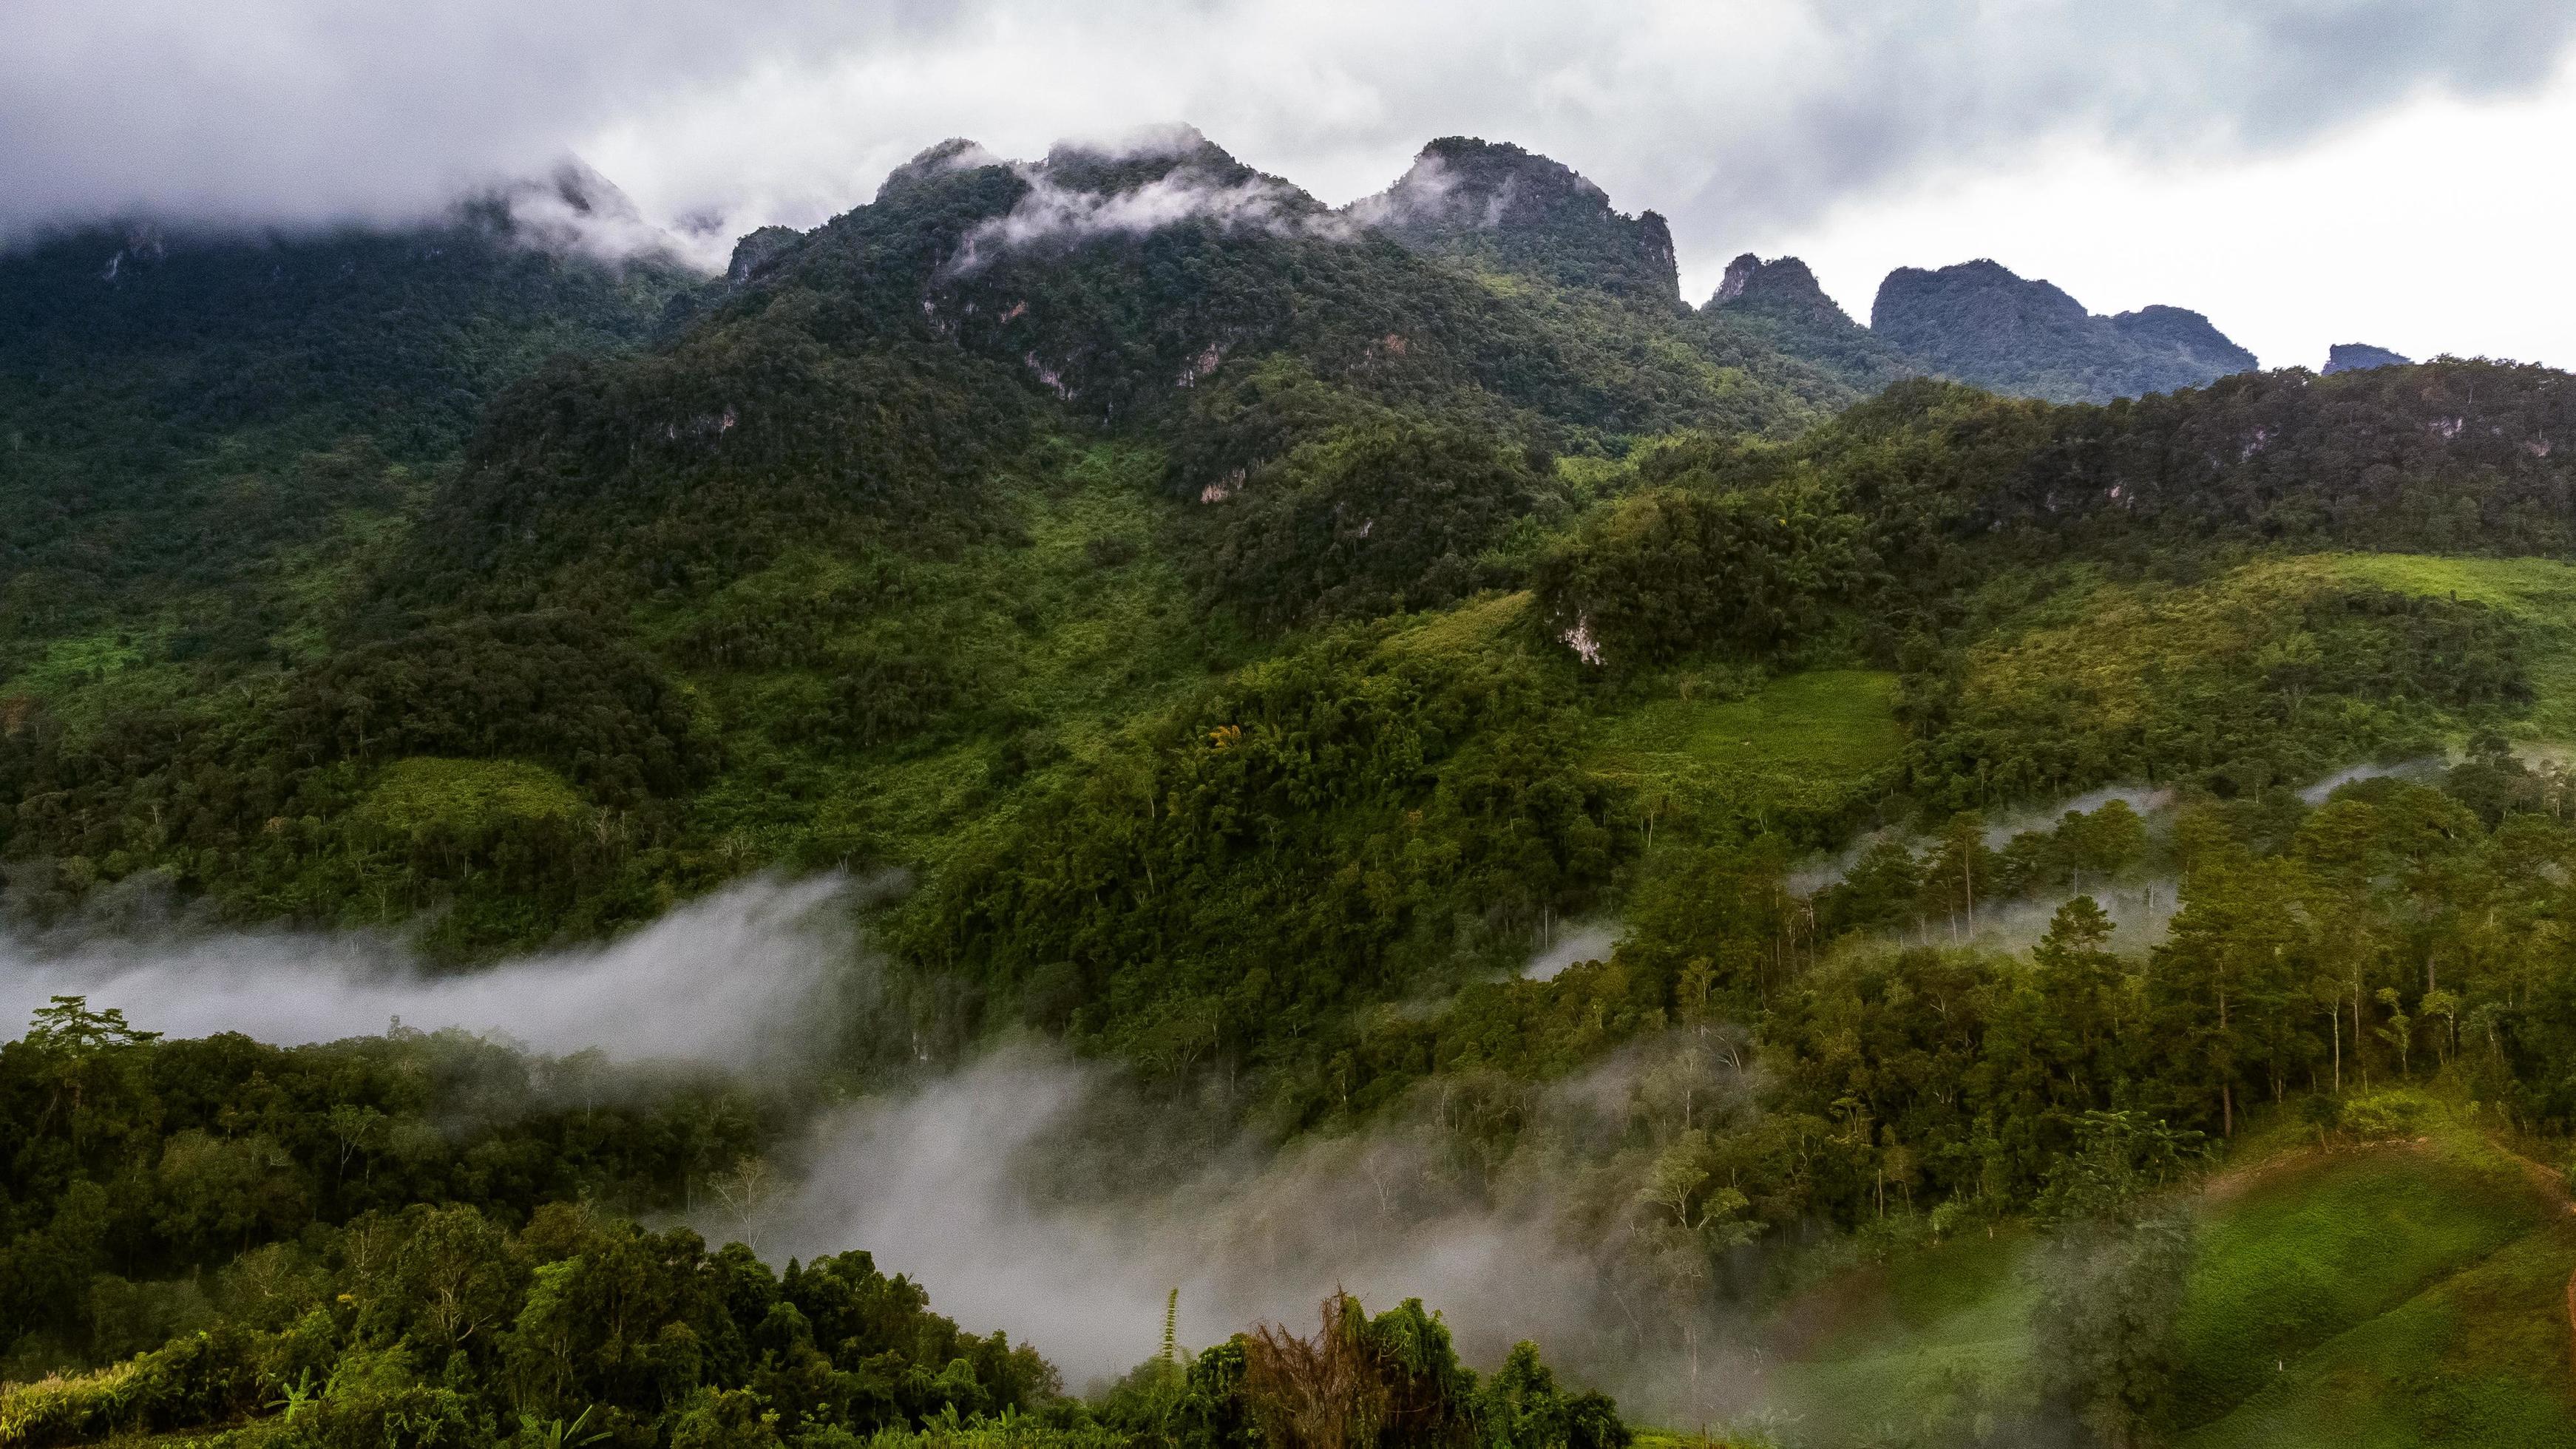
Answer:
[[8, 1, 2572, 280], [0, 875, 866, 1068], [483, 159, 728, 270], [733, 1032, 1769, 1422], [944, 152, 1348, 275]]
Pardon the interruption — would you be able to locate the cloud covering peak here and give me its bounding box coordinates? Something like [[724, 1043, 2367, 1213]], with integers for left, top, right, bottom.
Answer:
[[9, 2, 2570, 251], [5, 2, 2574, 362]]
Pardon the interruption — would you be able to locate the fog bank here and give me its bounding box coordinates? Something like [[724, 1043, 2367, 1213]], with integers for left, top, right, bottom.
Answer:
[[0, 875, 859, 1067], [733, 1034, 1764, 1422]]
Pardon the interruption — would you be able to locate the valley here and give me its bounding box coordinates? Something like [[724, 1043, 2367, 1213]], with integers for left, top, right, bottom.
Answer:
[[3, 128, 2574, 1448]]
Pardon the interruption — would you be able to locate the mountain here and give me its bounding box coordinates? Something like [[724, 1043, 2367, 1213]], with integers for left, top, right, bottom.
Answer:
[[1695, 251, 1922, 395], [0, 208, 694, 675], [10, 126, 2576, 1445], [1870, 257, 2257, 402], [2325, 341, 2414, 373], [1352, 136, 1681, 306]]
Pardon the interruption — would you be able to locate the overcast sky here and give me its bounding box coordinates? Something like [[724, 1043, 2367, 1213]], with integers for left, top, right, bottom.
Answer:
[[8, 1, 2572, 370]]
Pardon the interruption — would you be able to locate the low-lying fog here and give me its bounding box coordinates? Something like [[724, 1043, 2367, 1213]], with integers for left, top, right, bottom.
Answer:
[[0, 758, 2443, 1427], [0, 875, 855, 1067]]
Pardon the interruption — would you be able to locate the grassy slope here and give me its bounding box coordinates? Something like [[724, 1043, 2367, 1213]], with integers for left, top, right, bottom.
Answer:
[[1582, 668, 1903, 838], [2177, 1110, 2576, 1448], [2321, 554, 2576, 742], [1751, 1099, 2576, 1448], [1760, 1227, 2038, 1443]]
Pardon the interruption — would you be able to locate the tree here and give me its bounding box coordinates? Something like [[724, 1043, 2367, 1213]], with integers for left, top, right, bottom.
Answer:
[[2027, 1113, 2199, 1449]]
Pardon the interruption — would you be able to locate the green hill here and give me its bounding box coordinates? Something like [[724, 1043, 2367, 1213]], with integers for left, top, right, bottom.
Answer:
[[5, 128, 2576, 1448]]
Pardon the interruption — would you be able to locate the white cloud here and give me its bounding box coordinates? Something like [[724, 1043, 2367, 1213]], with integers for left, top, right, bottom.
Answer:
[[6, 1, 2572, 364], [946, 159, 1347, 274], [0, 876, 861, 1068]]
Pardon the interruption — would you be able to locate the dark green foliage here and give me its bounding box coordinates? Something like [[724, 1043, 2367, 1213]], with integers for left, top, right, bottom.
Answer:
[[1159, 356, 1400, 503], [1531, 475, 1869, 671], [892, 619, 1619, 1090], [1871, 259, 2254, 403], [393, 307, 1038, 616], [281, 611, 711, 803], [0, 1003, 795, 1368], [1696, 253, 1920, 398], [2027, 1114, 2199, 1449], [0, 221, 689, 653], [1900, 571, 2529, 809], [1193, 421, 1558, 630], [1362, 138, 1681, 307], [1, 1206, 1057, 1448], [1789, 361, 2576, 563]]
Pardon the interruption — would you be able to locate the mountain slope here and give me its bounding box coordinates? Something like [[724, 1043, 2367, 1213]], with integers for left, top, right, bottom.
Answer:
[[0, 214, 695, 677], [1871, 257, 2257, 402], [1355, 136, 1682, 307], [1696, 251, 1922, 396]]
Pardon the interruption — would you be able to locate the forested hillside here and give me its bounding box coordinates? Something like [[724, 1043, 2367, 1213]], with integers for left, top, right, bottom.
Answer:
[[4, 129, 2574, 1448]]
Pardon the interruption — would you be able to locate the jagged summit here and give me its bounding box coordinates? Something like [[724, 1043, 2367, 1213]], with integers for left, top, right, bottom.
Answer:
[[725, 225, 804, 285], [1352, 137, 1680, 305], [1709, 254, 1850, 328], [458, 158, 703, 266], [2109, 304, 2257, 378], [1694, 252, 1918, 396], [1036, 123, 1276, 195], [1872, 258, 2255, 404], [2324, 342, 2413, 373]]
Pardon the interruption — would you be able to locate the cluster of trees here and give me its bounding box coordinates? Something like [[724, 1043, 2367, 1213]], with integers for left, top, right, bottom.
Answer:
[[1259, 741, 2576, 1243], [0, 1000, 1631, 1448], [1899, 568, 2526, 809], [1189, 422, 1561, 631], [0, 1001, 796, 1374], [1, 1203, 1058, 1448], [1099, 1292, 1627, 1449], [892, 614, 1617, 1093]]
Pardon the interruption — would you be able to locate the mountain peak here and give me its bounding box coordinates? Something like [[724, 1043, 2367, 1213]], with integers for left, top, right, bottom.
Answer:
[[1709, 253, 1848, 326], [1037, 123, 1261, 193], [457, 158, 702, 268], [2323, 342, 2413, 373], [1872, 258, 2253, 403], [1354, 138, 1680, 305], [878, 138, 1006, 197]]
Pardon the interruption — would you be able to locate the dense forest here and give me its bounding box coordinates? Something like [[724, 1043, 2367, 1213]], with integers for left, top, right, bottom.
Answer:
[[4, 129, 2575, 1447]]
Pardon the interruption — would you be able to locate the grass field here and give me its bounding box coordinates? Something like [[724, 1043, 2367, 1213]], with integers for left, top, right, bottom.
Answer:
[[2321, 553, 2576, 743], [1583, 668, 1904, 838], [2180, 1227, 2576, 1449], [1759, 1227, 2038, 1445], [1740, 1096, 2576, 1448]]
